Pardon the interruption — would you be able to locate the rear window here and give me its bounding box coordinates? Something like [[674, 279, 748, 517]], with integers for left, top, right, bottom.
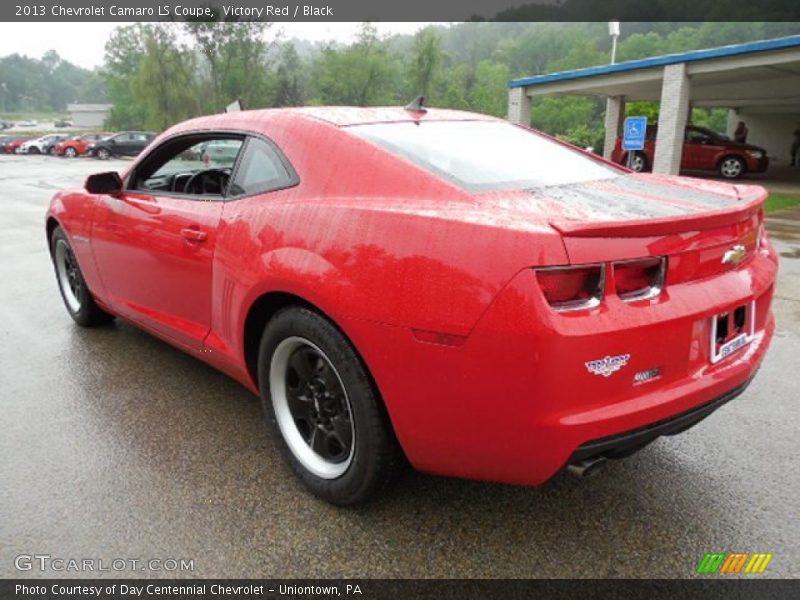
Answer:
[[348, 120, 620, 192]]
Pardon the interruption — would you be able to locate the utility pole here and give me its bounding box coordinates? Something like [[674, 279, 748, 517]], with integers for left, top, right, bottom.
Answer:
[[609, 21, 620, 64], [603, 22, 622, 159]]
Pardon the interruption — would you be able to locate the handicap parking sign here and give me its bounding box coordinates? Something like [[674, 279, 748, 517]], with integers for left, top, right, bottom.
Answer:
[[623, 116, 648, 151]]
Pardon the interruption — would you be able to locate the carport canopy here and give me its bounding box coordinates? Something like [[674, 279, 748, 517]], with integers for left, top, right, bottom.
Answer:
[[507, 35, 800, 174]]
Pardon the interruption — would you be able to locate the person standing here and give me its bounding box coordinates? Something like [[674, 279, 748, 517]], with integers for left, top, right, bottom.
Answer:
[[734, 121, 748, 143], [792, 123, 800, 167]]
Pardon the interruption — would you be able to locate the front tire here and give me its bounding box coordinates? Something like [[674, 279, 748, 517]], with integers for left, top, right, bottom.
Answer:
[[96, 147, 111, 160], [258, 307, 401, 505], [64, 146, 78, 158], [50, 227, 114, 327]]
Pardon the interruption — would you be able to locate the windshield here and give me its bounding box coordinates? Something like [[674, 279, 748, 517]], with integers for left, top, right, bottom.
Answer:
[[348, 120, 620, 192], [694, 126, 728, 141]]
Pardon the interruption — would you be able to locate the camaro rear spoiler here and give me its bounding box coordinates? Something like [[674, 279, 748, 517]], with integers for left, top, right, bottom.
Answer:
[[550, 186, 767, 238]]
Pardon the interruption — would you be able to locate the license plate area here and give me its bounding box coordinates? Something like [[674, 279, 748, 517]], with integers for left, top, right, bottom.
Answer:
[[710, 301, 755, 364]]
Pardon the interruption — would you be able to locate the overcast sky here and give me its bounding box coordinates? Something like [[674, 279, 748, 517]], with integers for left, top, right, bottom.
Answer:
[[0, 22, 438, 69]]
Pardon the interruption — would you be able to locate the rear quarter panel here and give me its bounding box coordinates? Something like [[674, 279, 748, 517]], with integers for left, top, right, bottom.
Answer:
[[208, 115, 569, 382]]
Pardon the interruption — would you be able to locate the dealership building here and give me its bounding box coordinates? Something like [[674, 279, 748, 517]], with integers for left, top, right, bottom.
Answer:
[[67, 103, 113, 128], [507, 35, 800, 176]]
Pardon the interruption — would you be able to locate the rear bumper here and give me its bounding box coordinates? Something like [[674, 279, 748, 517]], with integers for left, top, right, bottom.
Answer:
[[569, 377, 751, 463], [339, 246, 778, 486]]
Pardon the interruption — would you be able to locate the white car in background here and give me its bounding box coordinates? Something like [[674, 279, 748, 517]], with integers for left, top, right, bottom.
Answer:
[[18, 134, 66, 154]]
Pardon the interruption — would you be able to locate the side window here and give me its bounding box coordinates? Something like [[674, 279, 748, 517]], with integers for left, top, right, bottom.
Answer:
[[229, 137, 295, 197], [686, 130, 710, 144], [130, 136, 244, 198]]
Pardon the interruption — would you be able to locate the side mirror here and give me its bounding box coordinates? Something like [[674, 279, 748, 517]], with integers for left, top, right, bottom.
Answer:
[[85, 172, 122, 195]]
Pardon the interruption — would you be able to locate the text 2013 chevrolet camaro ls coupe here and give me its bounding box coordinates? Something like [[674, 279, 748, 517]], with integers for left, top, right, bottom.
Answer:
[[47, 106, 778, 504]]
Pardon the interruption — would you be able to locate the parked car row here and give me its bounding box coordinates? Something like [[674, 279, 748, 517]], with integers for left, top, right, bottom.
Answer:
[[0, 118, 72, 129], [0, 131, 156, 158]]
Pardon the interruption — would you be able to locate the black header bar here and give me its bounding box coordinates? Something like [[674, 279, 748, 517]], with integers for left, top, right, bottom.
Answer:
[[2, 579, 799, 600], [2, 0, 800, 22]]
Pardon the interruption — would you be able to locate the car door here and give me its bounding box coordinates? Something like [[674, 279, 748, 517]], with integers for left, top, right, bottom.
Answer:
[[128, 133, 150, 155], [112, 133, 134, 155], [91, 134, 245, 350], [684, 127, 723, 171]]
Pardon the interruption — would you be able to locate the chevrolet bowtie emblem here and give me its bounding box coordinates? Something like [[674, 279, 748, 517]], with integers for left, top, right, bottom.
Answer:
[[722, 244, 747, 265]]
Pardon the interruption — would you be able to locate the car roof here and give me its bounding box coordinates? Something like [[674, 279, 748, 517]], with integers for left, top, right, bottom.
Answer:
[[170, 106, 499, 133], [290, 106, 499, 126]]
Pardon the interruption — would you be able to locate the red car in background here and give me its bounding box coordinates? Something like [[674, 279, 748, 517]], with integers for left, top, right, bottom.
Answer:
[[47, 107, 777, 504], [612, 125, 769, 179], [55, 133, 112, 158], [3, 136, 34, 154]]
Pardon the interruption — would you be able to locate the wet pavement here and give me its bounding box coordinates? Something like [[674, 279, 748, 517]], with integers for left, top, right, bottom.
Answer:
[[1, 154, 799, 578]]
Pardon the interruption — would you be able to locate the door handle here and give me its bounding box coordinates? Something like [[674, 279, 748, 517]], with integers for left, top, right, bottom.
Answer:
[[181, 227, 208, 243]]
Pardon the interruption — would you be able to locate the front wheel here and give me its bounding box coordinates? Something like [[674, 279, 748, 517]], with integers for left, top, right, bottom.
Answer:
[[96, 147, 111, 160], [258, 307, 402, 505], [50, 227, 114, 327], [64, 147, 78, 158], [718, 156, 745, 179]]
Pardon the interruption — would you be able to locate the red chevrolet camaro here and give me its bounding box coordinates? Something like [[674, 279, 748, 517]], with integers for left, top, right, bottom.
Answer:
[[47, 107, 778, 504]]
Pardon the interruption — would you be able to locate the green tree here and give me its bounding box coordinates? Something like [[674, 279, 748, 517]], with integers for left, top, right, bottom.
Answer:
[[313, 24, 397, 106], [102, 24, 147, 129], [184, 20, 273, 112], [407, 28, 443, 100], [438, 64, 471, 110], [469, 60, 510, 116], [273, 44, 305, 107], [131, 25, 197, 131], [0, 51, 104, 114], [532, 95, 602, 135]]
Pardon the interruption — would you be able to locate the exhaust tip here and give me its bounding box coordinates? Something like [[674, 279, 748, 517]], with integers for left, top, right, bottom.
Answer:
[[566, 457, 607, 478]]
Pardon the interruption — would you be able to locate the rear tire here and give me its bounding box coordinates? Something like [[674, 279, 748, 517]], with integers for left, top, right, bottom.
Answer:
[[628, 151, 648, 172], [64, 146, 78, 158], [258, 307, 401, 505], [50, 227, 114, 327]]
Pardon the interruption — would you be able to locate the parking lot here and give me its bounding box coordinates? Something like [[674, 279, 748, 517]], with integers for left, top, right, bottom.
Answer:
[[1, 153, 798, 578]]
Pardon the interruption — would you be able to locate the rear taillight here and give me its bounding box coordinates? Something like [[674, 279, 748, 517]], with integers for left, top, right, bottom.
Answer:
[[535, 264, 604, 311], [613, 257, 665, 301]]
